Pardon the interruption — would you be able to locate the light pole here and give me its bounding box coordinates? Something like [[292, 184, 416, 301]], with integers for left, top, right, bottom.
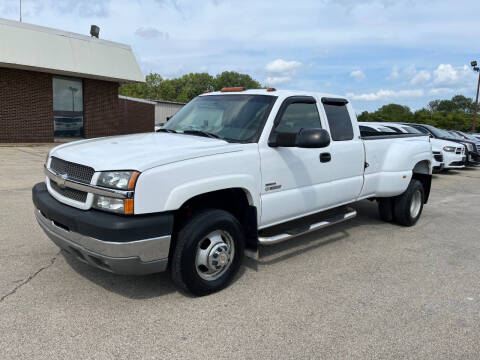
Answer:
[[68, 86, 78, 112], [471, 61, 480, 132]]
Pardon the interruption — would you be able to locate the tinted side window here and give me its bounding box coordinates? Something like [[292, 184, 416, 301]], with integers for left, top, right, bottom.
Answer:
[[275, 103, 321, 133], [359, 125, 376, 132], [359, 125, 378, 137], [324, 104, 354, 141]]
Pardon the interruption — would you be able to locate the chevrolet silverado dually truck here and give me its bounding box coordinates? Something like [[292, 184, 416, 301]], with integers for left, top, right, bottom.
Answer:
[[33, 88, 433, 295]]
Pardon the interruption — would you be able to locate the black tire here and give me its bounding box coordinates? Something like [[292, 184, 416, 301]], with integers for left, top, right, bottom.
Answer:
[[393, 179, 425, 226], [171, 209, 245, 296], [378, 198, 395, 222]]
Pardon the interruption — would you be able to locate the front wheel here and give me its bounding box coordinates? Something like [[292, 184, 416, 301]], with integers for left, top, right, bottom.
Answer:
[[171, 209, 245, 296], [393, 179, 425, 226]]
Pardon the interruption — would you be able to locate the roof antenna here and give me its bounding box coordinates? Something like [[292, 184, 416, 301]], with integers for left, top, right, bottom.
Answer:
[[19, 0, 22, 22]]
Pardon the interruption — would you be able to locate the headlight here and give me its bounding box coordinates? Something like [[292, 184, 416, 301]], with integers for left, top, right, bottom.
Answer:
[[92, 195, 134, 215], [94, 171, 139, 214], [443, 146, 455, 152], [97, 171, 139, 190]]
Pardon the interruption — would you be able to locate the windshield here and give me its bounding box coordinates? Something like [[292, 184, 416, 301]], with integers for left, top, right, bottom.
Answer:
[[458, 132, 478, 141], [425, 126, 447, 138], [429, 126, 457, 140], [402, 126, 422, 134], [447, 131, 464, 140], [163, 95, 277, 142]]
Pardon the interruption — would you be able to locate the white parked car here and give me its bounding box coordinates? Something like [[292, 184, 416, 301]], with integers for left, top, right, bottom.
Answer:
[[361, 122, 465, 171], [33, 89, 433, 295]]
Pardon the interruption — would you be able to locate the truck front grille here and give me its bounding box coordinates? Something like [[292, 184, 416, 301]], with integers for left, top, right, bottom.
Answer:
[[50, 157, 95, 184], [455, 148, 461, 154], [50, 180, 88, 203]]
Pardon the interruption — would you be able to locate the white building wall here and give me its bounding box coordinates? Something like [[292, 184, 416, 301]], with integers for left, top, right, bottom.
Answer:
[[155, 102, 184, 125]]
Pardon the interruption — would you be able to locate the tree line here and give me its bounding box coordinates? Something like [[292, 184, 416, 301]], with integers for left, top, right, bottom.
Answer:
[[357, 95, 477, 132], [121, 73, 476, 132], [119, 71, 261, 103]]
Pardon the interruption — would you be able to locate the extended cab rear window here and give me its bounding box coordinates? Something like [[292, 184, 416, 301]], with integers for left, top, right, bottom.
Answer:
[[322, 100, 354, 141]]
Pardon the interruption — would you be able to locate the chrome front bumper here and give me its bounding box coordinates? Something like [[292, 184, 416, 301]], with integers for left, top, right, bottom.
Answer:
[[35, 209, 170, 275]]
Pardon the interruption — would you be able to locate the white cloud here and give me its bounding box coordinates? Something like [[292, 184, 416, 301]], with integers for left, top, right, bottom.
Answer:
[[135, 27, 169, 39], [429, 87, 461, 96], [410, 70, 431, 85], [264, 59, 302, 86], [265, 76, 291, 86], [432, 64, 472, 87], [265, 59, 302, 74], [347, 89, 424, 101], [350, 70, 366, 81]]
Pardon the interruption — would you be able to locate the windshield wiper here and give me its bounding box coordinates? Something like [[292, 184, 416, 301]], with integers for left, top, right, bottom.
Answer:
[[156, 128, 177, 133], [182, 130, 224, 140]]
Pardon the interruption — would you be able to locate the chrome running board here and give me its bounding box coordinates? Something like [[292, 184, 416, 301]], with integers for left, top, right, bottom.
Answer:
[[258, 207, 357, 245]]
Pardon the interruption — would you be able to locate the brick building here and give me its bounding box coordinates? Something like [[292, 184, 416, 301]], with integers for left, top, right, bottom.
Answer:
[[0, 18, 153, 143]]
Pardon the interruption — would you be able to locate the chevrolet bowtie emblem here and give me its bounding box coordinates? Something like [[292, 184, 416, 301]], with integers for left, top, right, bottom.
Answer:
[[58, 173, 68, 189]]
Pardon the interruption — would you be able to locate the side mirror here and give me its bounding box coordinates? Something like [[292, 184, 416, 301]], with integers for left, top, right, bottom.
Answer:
[[269, 128, 331, 148], [295, 128, 331, 148]]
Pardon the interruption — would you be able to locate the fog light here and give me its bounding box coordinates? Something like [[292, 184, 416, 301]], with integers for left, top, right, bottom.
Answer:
[[93, 195, 133, 214]]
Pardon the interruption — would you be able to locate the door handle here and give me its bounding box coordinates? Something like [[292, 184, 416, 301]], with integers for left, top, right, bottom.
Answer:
[[320, 152, 331, 163]]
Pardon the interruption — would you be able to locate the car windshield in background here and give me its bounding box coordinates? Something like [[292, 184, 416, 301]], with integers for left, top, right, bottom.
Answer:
[[460, 132, 479, 141], [430, 127, 457, 140], [163, 95, 277, 142], [447, 131, 464, 140], [402, 126, 422, 134]]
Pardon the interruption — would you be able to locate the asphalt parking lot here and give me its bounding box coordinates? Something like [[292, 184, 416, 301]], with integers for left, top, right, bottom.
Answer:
[[1, 145, 480, 359]]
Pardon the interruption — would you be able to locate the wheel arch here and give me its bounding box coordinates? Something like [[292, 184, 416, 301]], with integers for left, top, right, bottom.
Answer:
[[412, 160, 432, 203], [172, 188, 259, 254]]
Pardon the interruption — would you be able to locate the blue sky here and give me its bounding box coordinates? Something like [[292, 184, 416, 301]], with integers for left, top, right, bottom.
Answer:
[[1, 0, 480, 112]]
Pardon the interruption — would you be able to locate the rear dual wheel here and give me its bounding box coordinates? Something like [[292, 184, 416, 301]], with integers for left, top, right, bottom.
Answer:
[[378, 179, 425, 226]]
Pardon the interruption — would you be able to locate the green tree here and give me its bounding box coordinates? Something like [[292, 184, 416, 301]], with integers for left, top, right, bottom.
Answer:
[[119, 71, 262, 103], [214, 71, 261, 90], [359, 95, 475, 132]]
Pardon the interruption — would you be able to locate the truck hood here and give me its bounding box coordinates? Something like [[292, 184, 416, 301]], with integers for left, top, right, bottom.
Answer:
[[50, 133, 243, 171], [430, 138, 462, 152]]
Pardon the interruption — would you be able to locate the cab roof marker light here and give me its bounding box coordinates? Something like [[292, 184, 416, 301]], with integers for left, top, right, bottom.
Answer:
[[266, 87, 276, 92], [220, 87, 245, 92]]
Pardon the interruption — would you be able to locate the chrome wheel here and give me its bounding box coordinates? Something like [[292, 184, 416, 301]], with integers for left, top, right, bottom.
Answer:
[[410, 189, 422, 218], [195, 230, 234, 281]]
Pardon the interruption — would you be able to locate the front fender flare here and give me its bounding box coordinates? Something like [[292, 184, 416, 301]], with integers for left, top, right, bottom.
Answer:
[[164, 174, 259, 211]]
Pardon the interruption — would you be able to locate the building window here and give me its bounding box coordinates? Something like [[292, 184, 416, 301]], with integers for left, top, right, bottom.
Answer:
[[53, 77, 83, 137]]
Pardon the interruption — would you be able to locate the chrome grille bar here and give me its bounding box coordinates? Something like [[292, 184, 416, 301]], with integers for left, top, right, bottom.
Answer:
[[44, 166, 133, 199]]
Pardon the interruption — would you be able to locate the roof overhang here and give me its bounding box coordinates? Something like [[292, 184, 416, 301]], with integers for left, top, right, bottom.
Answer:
[[0, 18, 145, 83]]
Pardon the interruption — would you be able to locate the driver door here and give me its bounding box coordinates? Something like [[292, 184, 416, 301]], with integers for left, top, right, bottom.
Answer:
[[259, 96, 327, 227]]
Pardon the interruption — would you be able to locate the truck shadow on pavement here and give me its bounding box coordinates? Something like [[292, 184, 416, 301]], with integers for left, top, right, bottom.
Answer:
[[257, 199, 382, 266], [63, 254, 180, 299], [63, 249, 248, 299], [62, 200, 380, 299]]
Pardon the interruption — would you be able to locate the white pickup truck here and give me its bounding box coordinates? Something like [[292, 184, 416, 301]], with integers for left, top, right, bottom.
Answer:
[[33, 89, 433, 295]]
